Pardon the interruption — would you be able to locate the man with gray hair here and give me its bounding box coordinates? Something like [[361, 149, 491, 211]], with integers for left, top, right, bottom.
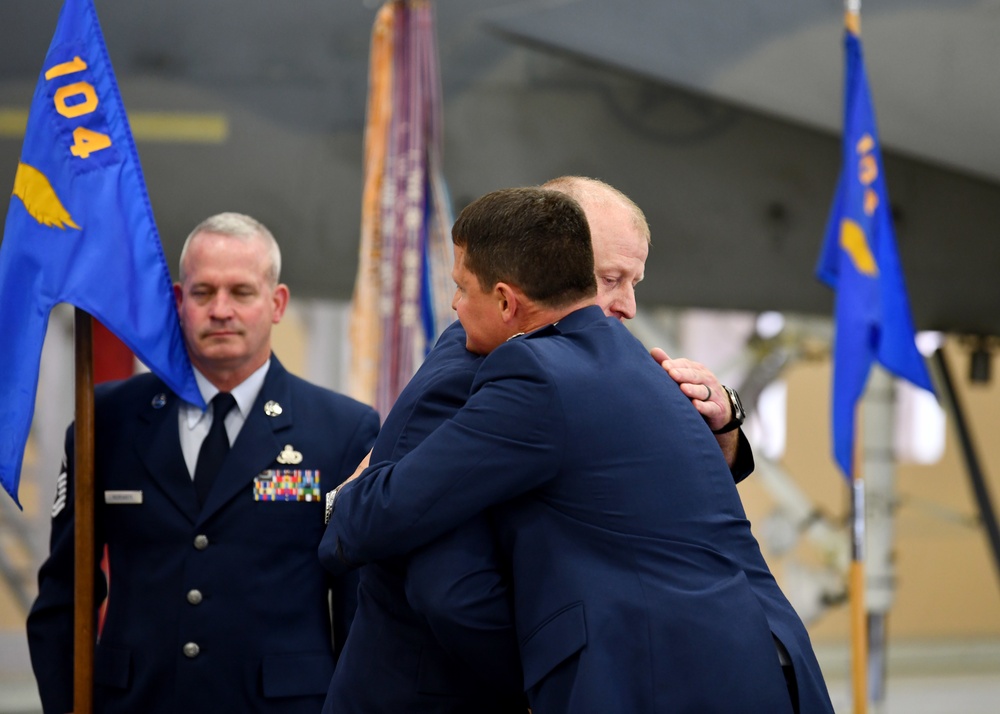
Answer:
[[28, 212, 379, 714]]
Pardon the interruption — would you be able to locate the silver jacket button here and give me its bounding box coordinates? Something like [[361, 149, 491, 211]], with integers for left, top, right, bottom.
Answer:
[[186, 589, 203, 605], [193, 534, 209, 550], [183, 642, 200, 658]]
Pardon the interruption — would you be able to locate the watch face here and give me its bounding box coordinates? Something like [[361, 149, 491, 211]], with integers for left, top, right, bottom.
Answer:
[[713, 387, 745, 435]]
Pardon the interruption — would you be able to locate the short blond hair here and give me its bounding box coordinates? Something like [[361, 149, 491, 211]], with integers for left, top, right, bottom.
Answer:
[[542, 176, 650, 245]]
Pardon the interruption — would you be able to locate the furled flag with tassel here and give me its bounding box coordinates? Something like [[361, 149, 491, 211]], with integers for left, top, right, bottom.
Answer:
[[348, 0, 455, 418]]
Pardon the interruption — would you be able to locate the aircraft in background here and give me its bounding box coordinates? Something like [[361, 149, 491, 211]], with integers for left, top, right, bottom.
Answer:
[[1, 0, 997, 338]]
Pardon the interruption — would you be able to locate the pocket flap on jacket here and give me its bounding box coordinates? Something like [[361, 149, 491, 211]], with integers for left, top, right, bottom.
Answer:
[[520, 602, 587, 690]]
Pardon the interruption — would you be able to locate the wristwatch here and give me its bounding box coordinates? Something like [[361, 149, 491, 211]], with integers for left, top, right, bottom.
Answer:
[[324, 487, 339, 525], [712, 385, 746, 435]]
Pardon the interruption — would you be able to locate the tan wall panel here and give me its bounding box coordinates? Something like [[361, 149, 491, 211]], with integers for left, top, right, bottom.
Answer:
[[741, 338, 1000, 644]]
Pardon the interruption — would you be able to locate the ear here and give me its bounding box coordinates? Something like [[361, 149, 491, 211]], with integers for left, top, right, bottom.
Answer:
[[173, 282, 183, 310], [495, 282, 519, 324], [271, 283, 290, 323]]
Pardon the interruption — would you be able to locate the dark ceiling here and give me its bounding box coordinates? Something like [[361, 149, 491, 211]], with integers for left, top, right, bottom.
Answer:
[[1, 0, 998, 336]]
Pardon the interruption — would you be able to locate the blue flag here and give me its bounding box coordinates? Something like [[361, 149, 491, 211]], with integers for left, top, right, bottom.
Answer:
[[816, 18, 934, 480], [0, 0, 203, 506]]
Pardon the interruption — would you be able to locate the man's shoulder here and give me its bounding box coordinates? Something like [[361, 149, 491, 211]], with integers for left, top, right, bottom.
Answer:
[[435, 318, 466, 345], [88, 373, 178, 435], [94, 371, 168, 407], [480, 306, 645, 386], [526, 305, 639, 355], [399, 324, 481, 396], [422, 338, 480, 374]]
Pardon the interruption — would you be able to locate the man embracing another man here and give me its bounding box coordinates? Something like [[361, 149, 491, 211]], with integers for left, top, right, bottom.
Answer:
[[322, 187, 833, 714]]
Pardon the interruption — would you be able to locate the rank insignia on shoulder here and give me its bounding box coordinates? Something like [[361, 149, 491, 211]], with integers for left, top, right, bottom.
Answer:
[[276, 444, 303, 465], [52, 464, 68, 519], [253, 469, 321, 502]]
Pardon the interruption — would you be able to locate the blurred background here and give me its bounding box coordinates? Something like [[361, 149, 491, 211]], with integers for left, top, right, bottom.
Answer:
[[2, 1, 999, 712]]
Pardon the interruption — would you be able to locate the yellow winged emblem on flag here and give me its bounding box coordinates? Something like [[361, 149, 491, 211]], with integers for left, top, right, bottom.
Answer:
[[838, 218, 878, 277], [12, 161, 81, 230]]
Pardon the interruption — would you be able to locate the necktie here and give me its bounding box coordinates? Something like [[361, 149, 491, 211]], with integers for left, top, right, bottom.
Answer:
[[194, 392, 237, 506]]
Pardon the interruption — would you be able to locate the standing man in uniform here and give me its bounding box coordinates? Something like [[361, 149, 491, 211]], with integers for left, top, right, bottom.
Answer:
[[27, 212, 379, 714]]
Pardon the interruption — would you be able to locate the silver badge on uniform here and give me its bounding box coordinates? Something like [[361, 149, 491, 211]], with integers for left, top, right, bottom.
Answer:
[[264, 400, 283, 417], [276, 444, 303, 465]]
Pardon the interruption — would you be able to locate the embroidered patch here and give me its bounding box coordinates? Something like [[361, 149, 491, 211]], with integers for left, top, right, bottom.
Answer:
[[253, 469, 321, 502]]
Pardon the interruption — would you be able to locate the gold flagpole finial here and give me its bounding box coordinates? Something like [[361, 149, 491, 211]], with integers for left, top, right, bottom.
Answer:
[[845, 0, 862, 35]]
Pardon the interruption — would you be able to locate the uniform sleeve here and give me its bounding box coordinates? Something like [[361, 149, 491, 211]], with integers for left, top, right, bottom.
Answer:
[[404, 516, 523, 696], [321, 342, 562, 572], [335, 406, 380, 486], [26, 425, 104, 714], [730, 429, 755, 485], [327, 405, 380, 659]]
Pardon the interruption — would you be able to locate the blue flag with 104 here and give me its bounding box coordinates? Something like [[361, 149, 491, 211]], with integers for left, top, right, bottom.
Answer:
[[815, 19, 934, 480], [0, 0, 203, 507]]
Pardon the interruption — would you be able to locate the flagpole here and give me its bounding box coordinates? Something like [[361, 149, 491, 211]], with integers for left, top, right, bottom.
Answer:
[[73, 308, 95, 714], [846, 6, 869, 710], [850, 466, 867, 714], [842, 3, 867, 708], [821, 0, 930, 707], [862, 366, 896, 714]]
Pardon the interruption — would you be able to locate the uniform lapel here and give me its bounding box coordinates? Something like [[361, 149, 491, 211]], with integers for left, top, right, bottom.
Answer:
[[136, 386, 200, 523], [196, 359, 293, 522]]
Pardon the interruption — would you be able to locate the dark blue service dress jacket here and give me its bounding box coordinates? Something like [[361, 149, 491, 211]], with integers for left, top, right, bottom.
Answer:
[[27, 357, 378, 714], [324, 306, 834, 714], [321, 320, 526, 713]]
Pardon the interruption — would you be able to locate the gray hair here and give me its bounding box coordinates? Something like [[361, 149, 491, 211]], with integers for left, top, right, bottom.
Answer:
[[178, 212, 282, 285], [541, 176, 651, 245]]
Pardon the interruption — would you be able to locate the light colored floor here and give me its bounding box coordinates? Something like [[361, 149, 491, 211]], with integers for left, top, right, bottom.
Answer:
[[823, 673, 1000, 714], [819, 639, 1000, 714], [2, 638, 999, 713]]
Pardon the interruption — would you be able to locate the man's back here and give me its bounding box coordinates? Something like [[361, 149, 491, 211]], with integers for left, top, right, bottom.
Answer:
[[501, 306, 833, 713], [490, 307, 793, 711]]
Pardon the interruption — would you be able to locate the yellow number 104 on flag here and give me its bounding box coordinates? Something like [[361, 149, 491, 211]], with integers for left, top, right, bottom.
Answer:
[[45, 56, 112, 159]]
